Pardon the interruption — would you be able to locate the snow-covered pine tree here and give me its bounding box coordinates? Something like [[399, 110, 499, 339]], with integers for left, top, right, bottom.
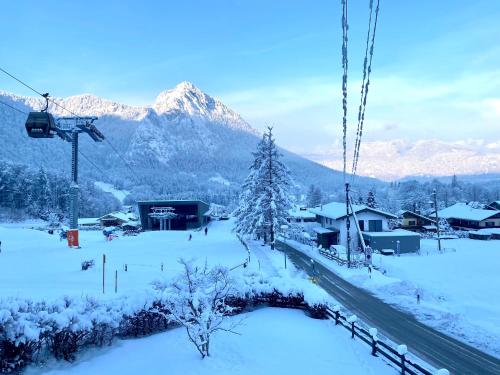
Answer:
[[307, 185, 323, 207], [234, 134, 267, 235], [312, 186, 323, 206], [306, 184, 316, 207], [235, 127, 293, 249], [366, 189, 378, 208]]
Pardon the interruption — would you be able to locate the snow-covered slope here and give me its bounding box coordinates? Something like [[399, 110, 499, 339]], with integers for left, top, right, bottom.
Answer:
[[0, 83, 358, 196], [308, 139, 500, 181]]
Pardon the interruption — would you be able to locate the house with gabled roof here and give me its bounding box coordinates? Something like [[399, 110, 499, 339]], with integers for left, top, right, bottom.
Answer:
[[398, 210, 437, 232], [310, 202, 420, 253], [437, 203, 500, 229]]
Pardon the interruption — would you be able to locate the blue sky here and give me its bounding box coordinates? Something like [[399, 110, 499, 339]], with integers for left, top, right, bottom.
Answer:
[[1, 0, 499, 156]]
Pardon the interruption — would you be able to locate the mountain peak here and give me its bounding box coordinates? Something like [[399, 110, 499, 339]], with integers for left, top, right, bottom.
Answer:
[[174, 81, 198, 92]]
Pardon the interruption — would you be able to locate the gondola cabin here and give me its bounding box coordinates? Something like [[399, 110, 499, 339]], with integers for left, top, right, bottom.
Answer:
[[25, 112, 57, 138]]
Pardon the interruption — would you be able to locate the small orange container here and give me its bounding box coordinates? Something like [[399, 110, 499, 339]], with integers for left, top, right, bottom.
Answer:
[[67, 229, 79, 248]]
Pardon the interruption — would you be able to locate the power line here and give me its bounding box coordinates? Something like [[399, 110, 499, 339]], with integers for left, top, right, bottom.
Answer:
[[352, 0, 380, 178], [0, 66, 141, 184], [0, 98, 109, 181], [78, 150, 109, 179], [0, 99, 29, 116]]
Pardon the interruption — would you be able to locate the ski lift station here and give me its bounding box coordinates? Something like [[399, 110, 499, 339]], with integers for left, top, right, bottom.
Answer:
[[138, 200, 210, 231]]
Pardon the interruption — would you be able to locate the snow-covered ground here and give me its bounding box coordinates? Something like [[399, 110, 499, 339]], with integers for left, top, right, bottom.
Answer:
[[287, 237, 500, 357], [25, 308, 396, 375], [0, 219, 404, 374], [0, 219, 250, 299], [94, 182, 130, 203]]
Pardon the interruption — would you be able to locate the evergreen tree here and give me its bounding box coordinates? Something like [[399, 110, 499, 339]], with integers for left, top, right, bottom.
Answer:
[[235, 127, 293, 249], [366, 189, 378, 208], [306, 184, 322, 207]]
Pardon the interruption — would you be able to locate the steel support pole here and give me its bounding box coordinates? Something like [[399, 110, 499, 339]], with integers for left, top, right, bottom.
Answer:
[[69, 131, 79, 230]]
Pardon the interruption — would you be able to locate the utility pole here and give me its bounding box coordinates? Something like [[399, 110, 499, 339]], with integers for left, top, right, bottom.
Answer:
[[345, 182, 351, 268], [432, 189, 442, 252]]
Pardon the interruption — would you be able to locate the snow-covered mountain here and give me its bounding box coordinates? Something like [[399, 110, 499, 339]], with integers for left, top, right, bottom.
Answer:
[[0, 82, 365, 198], [305, 139, 500, 181]]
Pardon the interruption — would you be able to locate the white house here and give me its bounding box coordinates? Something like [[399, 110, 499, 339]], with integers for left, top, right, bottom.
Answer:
[[287, 205, 317, 224], [310, 202, 420, 253]]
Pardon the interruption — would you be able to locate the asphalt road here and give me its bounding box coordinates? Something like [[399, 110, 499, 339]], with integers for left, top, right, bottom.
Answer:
[[277, 241, 500, 375]]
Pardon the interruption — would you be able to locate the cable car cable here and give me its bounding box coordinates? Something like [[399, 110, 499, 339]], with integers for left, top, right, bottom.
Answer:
[[0, 66, 141, 184], [0, 101, 109, 181], [0, 99, 29, 116]]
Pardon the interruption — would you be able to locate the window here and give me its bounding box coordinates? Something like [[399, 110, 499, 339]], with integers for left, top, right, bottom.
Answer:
[[408, 220, 416, 226], [368, 220, 383, 232], [358, 220, 365, 231], [485, 221, 495, 227]]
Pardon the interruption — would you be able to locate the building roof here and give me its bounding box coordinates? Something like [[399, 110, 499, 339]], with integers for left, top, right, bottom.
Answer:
[[288, 206, 316, 219], [362, 229, 420, 238], [310, 202, 397, 220], [400, 210, 436, 224], [312, 227, 339, 234], [470, 228, 500, 235], [99, 212, 137, 223], [78, 218, 100, 225], [437, 203, 500, 222], [137, 199, 209, 206]]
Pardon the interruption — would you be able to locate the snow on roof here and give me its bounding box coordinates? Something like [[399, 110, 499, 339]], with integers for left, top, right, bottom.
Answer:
[[288, 206, 316, 219], [400, 210, 436, 223], [471, 228, 500, 235], [437, 203, 500, 221], [78, 218, 100, 225], [422, 225, 437, 230], [310, 202, 397, 220], [312, 227, 339, 234], [99, 212, 137, 222], [362, 229, 420, 237]]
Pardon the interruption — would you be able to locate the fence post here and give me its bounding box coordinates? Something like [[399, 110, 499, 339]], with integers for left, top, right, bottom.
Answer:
[[347, 315, 357, 338], [397, 345, 408, 375], [284, 253, 287, 269], [102, 254, 106, 294], [369, 328, 378, 356], [161, 262, 163, 272], [115, 270, 118, 294]]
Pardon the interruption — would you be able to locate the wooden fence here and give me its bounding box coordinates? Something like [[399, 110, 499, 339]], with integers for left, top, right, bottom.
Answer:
[[326, 307, 445, 375]]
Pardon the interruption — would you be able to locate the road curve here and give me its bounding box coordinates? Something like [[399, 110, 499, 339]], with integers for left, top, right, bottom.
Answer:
[[277, 241, 500, 375]]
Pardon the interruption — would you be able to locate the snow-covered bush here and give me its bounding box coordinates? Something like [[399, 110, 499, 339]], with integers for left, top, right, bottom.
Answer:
[[153, 259, 238, 358], [0, 268, 331, 371]]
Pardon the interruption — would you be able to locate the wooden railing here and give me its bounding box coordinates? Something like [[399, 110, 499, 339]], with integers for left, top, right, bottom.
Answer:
[[326, 308, 444, 375]]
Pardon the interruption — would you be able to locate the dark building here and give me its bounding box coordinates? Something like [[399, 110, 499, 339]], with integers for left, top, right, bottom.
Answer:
[[138, 200, 210, 231]]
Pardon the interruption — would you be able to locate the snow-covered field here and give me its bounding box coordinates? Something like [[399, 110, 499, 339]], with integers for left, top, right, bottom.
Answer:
[[288, 237, 500, 356], [0, 220, 250, 299], [25, 308, 396, 375], [0, 219, 403, 374]]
